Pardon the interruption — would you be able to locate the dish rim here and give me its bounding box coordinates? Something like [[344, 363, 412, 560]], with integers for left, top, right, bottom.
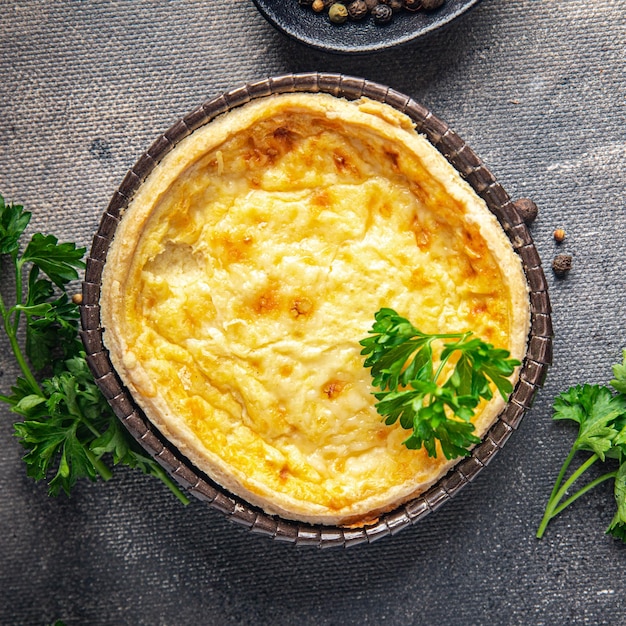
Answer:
[[252, 0, 483, 54], [80, 72, 552, 548]]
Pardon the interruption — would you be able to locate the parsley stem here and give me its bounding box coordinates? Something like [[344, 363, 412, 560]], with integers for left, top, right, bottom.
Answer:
[[86, 447, 113, 482], [551, 470, 617, 517], [536, 453, 599, 538], [430, 332, 466, 340], [147, 462, 190, 505], [0, 290, 43, 396], [81, 417, 109, 445], [432, 332, 471, 383], [12, 257, 24, 335], [10, 333, 41, 393], [432, 346, 451, 384], [551, 454, 599, 510], [546, 446, 577, 508], [64, 394, 109, 443]]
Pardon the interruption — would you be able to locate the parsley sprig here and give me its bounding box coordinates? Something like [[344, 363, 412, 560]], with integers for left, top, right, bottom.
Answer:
[[537, 354, 626, 541], [0, 194, 188, 503], [360, 308, 520, 460]]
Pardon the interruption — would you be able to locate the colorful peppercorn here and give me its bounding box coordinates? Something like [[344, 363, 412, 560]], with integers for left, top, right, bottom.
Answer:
[[381, 0, 403, 12], [329, 2, 349, 23], [298, 0, 445, 25], [403, 0, 422, 10], [552, 254, 572, 276], [513, 198, 539, 225], [372, 4, 393, 22], [347, 0, 368, 19]]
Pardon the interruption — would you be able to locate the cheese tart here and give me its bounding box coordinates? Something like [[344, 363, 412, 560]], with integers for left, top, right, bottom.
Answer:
[[101, 92, 529, 526]]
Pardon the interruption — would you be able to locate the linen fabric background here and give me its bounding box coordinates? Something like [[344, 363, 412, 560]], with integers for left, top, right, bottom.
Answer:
[[1, 1, 625, 624]]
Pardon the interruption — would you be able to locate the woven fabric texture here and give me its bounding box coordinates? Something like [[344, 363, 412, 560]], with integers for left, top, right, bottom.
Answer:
[[1, 1, 625, 624]]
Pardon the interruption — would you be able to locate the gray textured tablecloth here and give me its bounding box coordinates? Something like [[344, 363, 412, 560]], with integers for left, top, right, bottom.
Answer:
[[1, 1, 625, 624]]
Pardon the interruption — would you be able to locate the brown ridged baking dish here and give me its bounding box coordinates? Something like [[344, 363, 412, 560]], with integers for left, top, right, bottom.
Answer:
[[80, 73, 552, 548]]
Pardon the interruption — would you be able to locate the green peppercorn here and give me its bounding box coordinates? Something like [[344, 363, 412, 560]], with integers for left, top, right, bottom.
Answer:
[[300, 0, 445, 22], [347, 0, 368, 19], [329, 2, 349, 23], [372, 3, 392, 22]]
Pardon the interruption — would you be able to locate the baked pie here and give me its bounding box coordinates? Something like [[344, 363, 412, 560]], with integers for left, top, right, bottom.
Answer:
[[101, 93, 529, 525]]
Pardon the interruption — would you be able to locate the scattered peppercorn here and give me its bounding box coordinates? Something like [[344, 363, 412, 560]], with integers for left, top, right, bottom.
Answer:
[[553, 228, 566, 243], [552, 253, 572, 277], [372, 4, 393, 22], [71, 293, 83, 305], [298, 0, 444, 24], [329, 2, 349, 22], [512, 198, 539, 225]]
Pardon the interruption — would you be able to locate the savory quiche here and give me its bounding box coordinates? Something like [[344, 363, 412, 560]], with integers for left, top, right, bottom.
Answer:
[[101, 92, 529, 525]]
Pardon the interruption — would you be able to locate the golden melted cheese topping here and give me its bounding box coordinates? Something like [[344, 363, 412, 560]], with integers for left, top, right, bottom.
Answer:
[[101, 93, 529, 525]]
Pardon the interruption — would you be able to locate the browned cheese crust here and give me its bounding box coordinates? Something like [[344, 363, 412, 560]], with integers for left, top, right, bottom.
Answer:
[[101, 93, 530, 525]]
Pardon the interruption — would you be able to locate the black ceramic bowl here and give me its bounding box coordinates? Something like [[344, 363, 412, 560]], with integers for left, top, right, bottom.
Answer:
[[252, 0, 482, 54], [81, 73, 551, 548]]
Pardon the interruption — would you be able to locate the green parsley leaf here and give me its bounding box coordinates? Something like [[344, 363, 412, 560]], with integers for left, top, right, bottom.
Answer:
[[91, 417, 134, 464], [21, 232, 85, 289], [607, 462, 626, 541], [24, 294, 82, 370], [537, 369, 626, 542], [360, 308, 520, 460], [553, 384, 626, 460], [0, 195, 31, 257], [11, 366, 110, 495], [610, 349, 626, 395], [360, 308, 435, 390], [0, 192, 189, 505]]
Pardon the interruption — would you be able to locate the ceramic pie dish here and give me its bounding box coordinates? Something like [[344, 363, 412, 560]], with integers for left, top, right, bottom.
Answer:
[[80, 73, 552, 547]]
